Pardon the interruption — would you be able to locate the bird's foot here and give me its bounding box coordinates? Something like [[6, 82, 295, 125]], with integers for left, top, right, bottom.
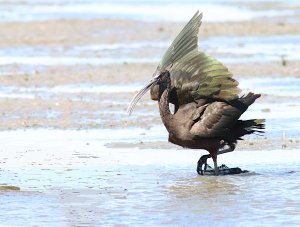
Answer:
[[200, 164, 249, 175], [197, 154, 211, 175]]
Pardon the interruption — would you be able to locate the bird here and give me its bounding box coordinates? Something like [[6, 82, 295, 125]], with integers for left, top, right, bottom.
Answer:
[[127, 11, 264, 175]]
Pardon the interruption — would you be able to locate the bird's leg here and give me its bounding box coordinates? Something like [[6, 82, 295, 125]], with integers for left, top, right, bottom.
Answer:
[[211, 152, 219, 176], [197, 147, 233, 175], [212, 157, 219, 175], [197, 154, 211, 175]]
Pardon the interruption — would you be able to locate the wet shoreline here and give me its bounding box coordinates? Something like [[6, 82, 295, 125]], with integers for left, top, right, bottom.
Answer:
[[1, 128, 300, 226]]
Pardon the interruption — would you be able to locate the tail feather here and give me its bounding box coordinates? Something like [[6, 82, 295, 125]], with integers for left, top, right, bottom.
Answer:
[[237, 119, 265, 135], [222, 119, 265, 151], [220, 93, 263, 152], [229, 92, 261, 113], [239, 92, 261, 107]]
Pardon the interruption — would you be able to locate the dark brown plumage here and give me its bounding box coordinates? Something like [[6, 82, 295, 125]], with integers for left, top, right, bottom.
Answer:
[[156, 71, 264, 174], [128, 11, 264, 175]]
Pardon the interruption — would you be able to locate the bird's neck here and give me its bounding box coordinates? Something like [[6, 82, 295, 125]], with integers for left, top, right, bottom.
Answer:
[[158, 83, 174, 131]]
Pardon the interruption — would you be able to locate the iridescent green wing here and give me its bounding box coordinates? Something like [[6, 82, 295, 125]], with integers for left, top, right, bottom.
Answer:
[[158, 10, 240, 103], [170, 51, 241, 103], [158, 11, 202, 70]]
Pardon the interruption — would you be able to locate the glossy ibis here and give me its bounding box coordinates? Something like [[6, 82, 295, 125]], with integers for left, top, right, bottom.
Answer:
[[128, 11, 264, 175]]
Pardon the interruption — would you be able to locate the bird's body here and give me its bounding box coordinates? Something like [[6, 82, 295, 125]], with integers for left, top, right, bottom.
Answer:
[[128, 11, 264, 175], [160, 97, 223, 151], [156, 71, 263, 174]]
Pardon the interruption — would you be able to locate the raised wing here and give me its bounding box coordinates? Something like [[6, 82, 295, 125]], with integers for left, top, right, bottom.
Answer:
[[156, 11, 240, 104], [158, 11, 202, 70], [170, 51, 241, 103]]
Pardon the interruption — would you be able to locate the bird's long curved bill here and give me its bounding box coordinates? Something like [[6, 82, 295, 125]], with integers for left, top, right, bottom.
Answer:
[[127, 76, 159, 115]]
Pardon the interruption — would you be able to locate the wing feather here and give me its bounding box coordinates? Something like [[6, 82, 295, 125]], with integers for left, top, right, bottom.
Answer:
[[159, 11, 202, 69], [156, 11, 240, 103], [190, 102, 242, 137]]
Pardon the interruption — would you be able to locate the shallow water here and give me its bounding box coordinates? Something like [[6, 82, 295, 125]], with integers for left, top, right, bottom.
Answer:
[[1, 129, 300, 226]]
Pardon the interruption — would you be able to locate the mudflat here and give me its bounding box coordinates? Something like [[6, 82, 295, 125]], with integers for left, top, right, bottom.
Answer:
[[0, 1, 300, 226]]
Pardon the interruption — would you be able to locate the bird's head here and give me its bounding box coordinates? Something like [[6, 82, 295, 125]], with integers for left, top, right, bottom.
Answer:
[[127, 70, 170, 115]]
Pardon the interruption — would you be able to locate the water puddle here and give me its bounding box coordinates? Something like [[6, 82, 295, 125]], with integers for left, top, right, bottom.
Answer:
[[0, 191, 68, 226]]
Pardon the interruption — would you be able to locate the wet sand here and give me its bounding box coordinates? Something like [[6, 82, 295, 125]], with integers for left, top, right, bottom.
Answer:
[[0, 0, 300, 226]]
